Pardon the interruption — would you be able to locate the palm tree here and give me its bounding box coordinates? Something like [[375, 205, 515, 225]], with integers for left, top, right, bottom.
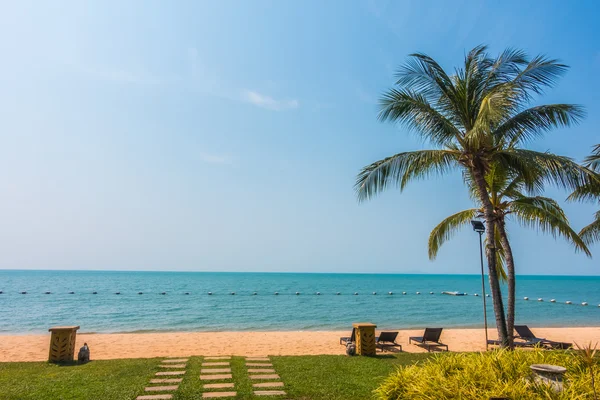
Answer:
[[429, 163, 591, 346], [570, 144, 600, 244], [356, 46, 588, 347]]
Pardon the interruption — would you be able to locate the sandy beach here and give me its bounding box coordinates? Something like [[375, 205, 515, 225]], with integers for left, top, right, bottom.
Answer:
[[1, 327, 599, 362]]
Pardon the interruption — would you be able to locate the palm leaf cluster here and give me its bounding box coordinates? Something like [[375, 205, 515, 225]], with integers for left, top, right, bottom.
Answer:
[[569, 145, 600, 244], [429, 164, 591, 272], [357, 47, 587, 204]]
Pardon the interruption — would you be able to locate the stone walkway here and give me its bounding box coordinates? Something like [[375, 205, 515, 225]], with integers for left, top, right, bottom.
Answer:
[[136, 357, 188, 400], [200, 356, 236, 398], [245, 356, 286, 397], [198, 356, 287, 398], [136, 355, 287, 399]]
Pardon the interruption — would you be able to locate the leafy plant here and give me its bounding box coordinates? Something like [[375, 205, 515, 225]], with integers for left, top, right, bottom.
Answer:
[[575, 342, 599, 400], [375, 350, 599, 399]]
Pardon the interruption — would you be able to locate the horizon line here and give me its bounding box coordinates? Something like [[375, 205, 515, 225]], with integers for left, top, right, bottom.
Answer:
[[0, 268, 598, 278]]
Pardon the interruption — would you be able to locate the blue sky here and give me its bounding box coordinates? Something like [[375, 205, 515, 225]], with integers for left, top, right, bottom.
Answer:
[[0, 0, 599, 274]]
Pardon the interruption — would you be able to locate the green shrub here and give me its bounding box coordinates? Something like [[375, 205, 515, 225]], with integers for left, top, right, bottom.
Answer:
[[375, 349, 599, 399]]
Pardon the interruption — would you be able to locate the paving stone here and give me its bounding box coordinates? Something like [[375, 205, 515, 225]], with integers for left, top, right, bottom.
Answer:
[[249, 374, 280, 380], [254, 390, 287, 396], [136, 395, 173, 400], [246, 357, 270, 361], [204, 356, 231, 360], [246, 363, 273, 367], [156, 371, 186, 376], [203, 383, 235, 389], [200, 368, 231, 373], [200, 374, 233, 380], [253, 382, 284, 388], [202, 362, 230, 366], [150, 379, 183, 384], [145, 385, 179, 392], [159, 364, 186, 368], [248, 369, 276, 373], [202, 392, 237, 398], [162, 359, 188, 363]]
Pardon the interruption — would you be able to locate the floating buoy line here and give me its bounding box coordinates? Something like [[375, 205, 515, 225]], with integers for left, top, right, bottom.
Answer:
[[2, 290, 596, 306]]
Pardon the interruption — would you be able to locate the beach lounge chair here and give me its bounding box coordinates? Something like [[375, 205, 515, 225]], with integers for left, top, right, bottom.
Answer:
[[409, 328, 448, 352], [340, 328, 356, 345], [514, 325, 572, 349], [376, 331, 402, 352]]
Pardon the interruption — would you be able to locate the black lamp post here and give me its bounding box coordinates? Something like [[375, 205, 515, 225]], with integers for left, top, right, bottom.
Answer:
[[471, 220, 489, 350]]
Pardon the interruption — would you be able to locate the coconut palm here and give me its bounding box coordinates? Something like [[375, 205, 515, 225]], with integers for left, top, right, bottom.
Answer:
[[429, 163, 591, 346], [570, 144, 600, 244], [356, 46, 588, 347]]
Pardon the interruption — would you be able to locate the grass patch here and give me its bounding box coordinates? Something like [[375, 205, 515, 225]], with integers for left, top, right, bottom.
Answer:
[[0, 353, 430, 399], [273, 354, 431, 400], [0, 358, 157, 400]]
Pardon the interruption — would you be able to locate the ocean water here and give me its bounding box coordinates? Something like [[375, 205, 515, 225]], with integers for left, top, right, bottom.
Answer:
[[0, 270, 598, 334]]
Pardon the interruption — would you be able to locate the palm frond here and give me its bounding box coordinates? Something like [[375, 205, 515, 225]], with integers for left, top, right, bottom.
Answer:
[[567, 182, 600, 203], [492, 104, 586, 145], [584, 144, 600, 171], [484, 48, 528, 88], [428, 209, 479, 260], [472, 83, 520, 137], [510, 196, 591, 256], [579, 211, 600, 245], [512, 55, 570, 99], [464, 45, 492, 125], [395, 52, 457, 102], [378, 89, 461, 146], [355, 150, 460, 201], [495, 149, 590, 191], [500, 171, 544, 199], [401, 52, 476, 130]]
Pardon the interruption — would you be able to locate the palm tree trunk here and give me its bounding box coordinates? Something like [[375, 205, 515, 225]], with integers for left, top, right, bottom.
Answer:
[[497, 218, 515, 349], [471, 165, 510, 347]]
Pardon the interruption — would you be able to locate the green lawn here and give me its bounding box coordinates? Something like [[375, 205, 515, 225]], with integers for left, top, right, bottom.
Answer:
[[272, 354, 431, 400], [0, 353, 431, 400], [0, 358, 157, 400]]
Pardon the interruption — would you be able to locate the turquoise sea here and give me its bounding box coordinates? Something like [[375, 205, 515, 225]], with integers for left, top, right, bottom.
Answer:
[[0, 270, 598, 334]]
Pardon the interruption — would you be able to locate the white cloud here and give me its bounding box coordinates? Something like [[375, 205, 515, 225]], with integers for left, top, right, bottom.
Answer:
[[199, 152, 232, 165], [241, 90, 299, 111]]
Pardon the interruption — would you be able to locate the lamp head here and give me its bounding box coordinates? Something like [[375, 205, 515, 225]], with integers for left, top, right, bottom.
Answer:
[[471, 220, 485, 233]]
